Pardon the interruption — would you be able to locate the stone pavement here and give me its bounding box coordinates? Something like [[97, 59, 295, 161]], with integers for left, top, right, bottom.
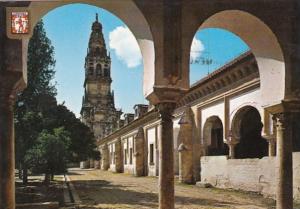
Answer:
[[67, 168, 276, 209]]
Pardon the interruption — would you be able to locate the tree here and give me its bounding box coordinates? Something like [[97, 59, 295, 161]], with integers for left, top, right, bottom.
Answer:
[[25, 127, 71, 183], [15, 111, 43, 183], [43, 104, 96, 162], [15, 19, 56, 184]]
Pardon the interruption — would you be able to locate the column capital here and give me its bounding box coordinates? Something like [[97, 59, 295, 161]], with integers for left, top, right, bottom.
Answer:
[[273, 112, 293, 129], [147, 86, 186, 106], [262, 134, 276, 142], [225, 136, 240, 146], [156, 102, 176, 121], [178, 143, 189, 152]]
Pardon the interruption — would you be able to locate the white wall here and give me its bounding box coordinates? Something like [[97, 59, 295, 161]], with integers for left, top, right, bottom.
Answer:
[[229, 88, 262, 127], [147, 126, 158, 176], [123, 135, 135, 174], [109, 143, 116, 172], [200, 152, 300, 201]]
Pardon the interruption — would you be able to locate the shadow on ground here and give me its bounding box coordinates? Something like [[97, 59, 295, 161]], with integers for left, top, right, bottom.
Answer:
[[70, 179, 257, 209]]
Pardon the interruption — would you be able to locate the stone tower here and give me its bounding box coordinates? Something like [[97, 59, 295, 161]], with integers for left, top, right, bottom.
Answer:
[[81, 14, 121, 139]]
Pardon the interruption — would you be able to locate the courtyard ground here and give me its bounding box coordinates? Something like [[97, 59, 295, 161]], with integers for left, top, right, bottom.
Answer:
[[15, 175, 64, 207], [67, 168, 284, 209]]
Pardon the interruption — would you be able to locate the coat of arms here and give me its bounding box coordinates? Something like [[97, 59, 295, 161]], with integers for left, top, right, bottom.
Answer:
[[11, 12, 29, 34]]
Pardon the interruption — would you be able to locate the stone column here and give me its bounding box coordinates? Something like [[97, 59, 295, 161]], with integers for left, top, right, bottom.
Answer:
[[263, 134, 276, 156], [0, 91, 16, 209], [157, 102, 176, 209], [134, 127, 144, 176], [275, 113, 293, 209], [101, 144, 109, 171], [225, 136, 239, 159], [178, 108, 193, 184], [115, 139, 123, 173]]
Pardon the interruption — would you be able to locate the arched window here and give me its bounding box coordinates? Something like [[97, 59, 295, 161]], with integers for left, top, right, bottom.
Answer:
[[96, 64, 102, 76]]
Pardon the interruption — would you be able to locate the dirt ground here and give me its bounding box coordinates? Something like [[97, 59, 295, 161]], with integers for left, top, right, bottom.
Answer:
[[67, 168, 286, 209], [15, 175, 64, 206]]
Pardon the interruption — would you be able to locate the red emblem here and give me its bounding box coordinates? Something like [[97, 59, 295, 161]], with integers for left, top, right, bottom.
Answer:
[[11, 12, 29, 34]]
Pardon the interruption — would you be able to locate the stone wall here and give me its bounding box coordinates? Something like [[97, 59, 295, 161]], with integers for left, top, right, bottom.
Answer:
[[200, 152, 300, 201]]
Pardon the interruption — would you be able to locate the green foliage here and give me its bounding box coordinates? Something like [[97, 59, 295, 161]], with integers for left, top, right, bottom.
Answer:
[[15, 111, 43, 165], [43, 104, 96, 162], [25, 127, 71, 175], [17, 20, 56, 112]]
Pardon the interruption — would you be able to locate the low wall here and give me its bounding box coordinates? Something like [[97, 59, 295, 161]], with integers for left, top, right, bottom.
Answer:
[[80, 160, 90, 169], [124, 164, 134, 174], [148, 164, 157, 176], [109, 164, 116, 172], [200, 152, 300, 201]]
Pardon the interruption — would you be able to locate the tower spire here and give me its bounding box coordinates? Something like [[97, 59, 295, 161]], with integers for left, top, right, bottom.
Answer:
[[96, 13, 98, 22]]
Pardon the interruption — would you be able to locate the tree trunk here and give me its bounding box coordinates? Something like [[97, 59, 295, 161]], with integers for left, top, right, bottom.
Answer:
[[51, 173, 54, 181], [18, 163, 23, 180], [44, 173, 50, 185], [22, 166, 28, 185]]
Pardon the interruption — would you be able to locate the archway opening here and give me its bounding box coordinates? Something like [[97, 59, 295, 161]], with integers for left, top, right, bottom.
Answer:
[[189, 28, 250, 86], [14, 2, 152, 188], [203, 116, 228, 156], [233, 106, 268, 159], [188, 10, 285, 107]]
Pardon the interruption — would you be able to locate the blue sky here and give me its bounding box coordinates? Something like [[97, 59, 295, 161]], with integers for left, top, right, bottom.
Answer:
[[43, 3, 249, 117]]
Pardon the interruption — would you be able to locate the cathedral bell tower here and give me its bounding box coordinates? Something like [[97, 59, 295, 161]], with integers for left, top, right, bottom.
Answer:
[[81, 14, 121, 140]]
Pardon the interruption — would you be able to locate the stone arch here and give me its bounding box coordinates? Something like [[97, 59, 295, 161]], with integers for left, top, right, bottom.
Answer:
[[231, 105, 268, 159], [186, 10, 285, 106], [14, 1, 154, 95], [203, 116, 228, 156]]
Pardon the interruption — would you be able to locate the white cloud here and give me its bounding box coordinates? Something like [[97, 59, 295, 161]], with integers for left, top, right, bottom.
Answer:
[[190, 37, 205, 61], [109, 26, 142, 68]]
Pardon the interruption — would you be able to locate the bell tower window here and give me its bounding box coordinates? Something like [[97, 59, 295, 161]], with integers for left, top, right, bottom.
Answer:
[[96, 64, 102, 76]]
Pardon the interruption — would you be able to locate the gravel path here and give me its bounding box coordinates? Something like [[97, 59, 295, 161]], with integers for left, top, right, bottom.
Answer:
[[68, 168, 276, 209]]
